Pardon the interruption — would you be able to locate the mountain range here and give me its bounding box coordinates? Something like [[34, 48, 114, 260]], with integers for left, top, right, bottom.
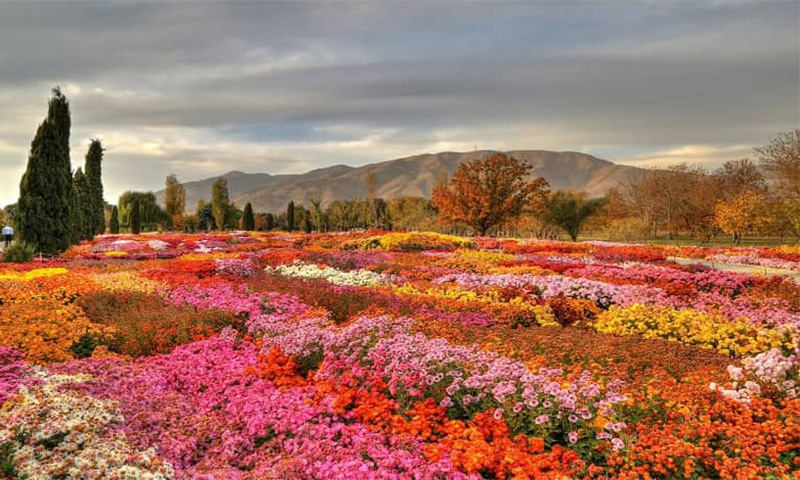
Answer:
[[155, 150, 643, 213]]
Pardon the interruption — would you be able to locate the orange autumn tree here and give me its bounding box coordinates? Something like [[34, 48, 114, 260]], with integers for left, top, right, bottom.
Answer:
[[715, 192, 771, 245], [431, 153, 549, 236]]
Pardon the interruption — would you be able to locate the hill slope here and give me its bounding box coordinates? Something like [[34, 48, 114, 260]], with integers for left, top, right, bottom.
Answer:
[[156, 150, 641, 213]]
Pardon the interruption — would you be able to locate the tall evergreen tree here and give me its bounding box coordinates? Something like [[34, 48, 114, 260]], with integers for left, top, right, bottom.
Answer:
[[302, 216, 312, 233], [17, 87, 75, 254], [211, 178, 231, 230], [130, 199, 142, 234], [287, 201, 295, 231], [265, 213, 274, 231], [73, 168, 93, 240], [109, 205, 120, 234], [243, 202, 255, 230], [84, 140, 105, 235]]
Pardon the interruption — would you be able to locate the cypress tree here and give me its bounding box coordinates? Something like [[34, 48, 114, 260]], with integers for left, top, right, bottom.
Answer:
[[110, 205, 120, 234], [287, 201, 295, 231], [73, 168, 93, 240], [17, 87, 75, 255], [265, 213, 274, 231], [84, 140, 105, 235], [130, 199, 142, 234], [243, 203, 255, 231], [302, 216, 312, 233]]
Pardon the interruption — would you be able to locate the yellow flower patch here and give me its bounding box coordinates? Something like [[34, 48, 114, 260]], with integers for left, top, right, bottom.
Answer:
[[594, 304, 794, 357], [0, 268, 69, 281]]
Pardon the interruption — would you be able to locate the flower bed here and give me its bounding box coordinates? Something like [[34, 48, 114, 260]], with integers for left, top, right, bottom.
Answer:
[[1, 231, 799, 478]]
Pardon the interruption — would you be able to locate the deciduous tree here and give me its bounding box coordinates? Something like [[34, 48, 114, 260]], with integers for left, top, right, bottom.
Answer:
[[118, 191, 167, 231], [756, 129, 800, 198], [431, 153, 548, 236], [211, 178, 232, 230], [164, 174, 186, 229], [544, 191, 604, 241], [715, 193, 770, 245]]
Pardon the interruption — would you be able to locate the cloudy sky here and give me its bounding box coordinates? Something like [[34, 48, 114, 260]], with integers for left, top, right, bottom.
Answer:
[[0, 0, 798, 206]]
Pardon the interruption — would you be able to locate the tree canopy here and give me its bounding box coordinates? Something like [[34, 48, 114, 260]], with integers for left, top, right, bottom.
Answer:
[[431, 153, 548, 236]]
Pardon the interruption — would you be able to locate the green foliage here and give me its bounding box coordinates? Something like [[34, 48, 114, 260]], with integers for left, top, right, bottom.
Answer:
[[182, 214, 200, 233], [545, 191, 605, 241], [325, 200, 359, 230], [118, 191, 166, 232], [2, 242, 35, 263], [0, 441, 20, 478], [164, 173, 186, 218], [1, 204, 17, 229], [265, 212, 274, 231], [387, 196, 437, 231], [309, 196, 325, 231], [302, 215, 312, 233], [109, 205, 119, 234], [84, 139, 105, 235], [211, 178, 233, 230], [17, 87, 75, 255], [197, 200, 216, 231], [72, 168, 94, 240], [69, 333, 102, 359], [130, 198, 142, 234], [287, 200, 295, 231], [243, 202, 255, 231]]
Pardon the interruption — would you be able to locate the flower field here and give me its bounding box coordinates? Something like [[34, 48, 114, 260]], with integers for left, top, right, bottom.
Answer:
[[1, 231, 799, 479]]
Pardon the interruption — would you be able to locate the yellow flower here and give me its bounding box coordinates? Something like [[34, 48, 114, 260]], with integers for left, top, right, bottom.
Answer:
[[0, 268, 69, 281]]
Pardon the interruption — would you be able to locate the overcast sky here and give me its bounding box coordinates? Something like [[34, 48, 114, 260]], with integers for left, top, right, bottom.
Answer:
[[0, 0, 798, 206]]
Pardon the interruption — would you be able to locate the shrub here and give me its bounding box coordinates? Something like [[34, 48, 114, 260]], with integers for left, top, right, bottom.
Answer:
[[2, 242, 35, 263], [77, 291, 245, 357]]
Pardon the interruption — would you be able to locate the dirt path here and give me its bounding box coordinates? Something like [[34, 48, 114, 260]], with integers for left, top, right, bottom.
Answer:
[[668, 256, 800, 282]]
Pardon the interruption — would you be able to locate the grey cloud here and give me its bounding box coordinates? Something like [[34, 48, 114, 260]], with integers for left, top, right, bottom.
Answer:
[[0, 0, 797, 206]]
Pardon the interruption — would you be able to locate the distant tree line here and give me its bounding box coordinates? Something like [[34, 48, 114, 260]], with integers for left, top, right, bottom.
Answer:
[[12, 92, 788, 247], [114, 172, 442, 235], [601, 130, 800, 244]]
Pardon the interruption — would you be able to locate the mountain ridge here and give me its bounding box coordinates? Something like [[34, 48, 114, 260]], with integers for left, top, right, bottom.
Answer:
[[155, 150, 643, 213]]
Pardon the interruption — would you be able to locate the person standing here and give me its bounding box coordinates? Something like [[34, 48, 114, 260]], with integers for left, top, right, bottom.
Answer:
[[2, 225, 13, 247]]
